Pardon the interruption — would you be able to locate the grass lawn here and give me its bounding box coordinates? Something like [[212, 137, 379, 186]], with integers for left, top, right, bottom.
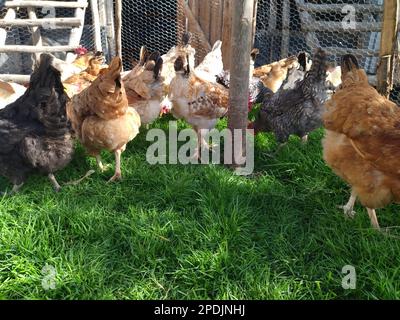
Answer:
[[1, 116, 400, 300]]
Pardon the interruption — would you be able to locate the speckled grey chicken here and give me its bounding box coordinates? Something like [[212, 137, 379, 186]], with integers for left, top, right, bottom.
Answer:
[[0, 54, 74, 194], [251, 48, 330, 143]]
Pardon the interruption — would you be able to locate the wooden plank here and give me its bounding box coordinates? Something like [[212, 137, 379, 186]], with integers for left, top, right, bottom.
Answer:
[[90, 0, 103, 52], [0, 45, 81, 53], [198, 0, 211, 42], [0, 18, 83, 28], [295, 1, 382, 14], [0, 74, 30, 83], [5, 1, 88, 8], [184, 1, 211, 51], [376, 0, 399, 97], [222, 0, 232, 69], [105, 0, 116, 59], [66, 0, 87, 63], [303, 21, 382, 32], [324, 46, 379, 57], [210, 0, 223, 45], [188, 0, 198, 18], [252, 0, 258, 47], [0, 8, 16, 46], [115, 0, 123, 62], [27, 5, 43, 66]]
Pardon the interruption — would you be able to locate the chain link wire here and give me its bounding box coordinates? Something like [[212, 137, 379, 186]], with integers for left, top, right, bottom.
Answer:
[[1, 0, 399, 103]]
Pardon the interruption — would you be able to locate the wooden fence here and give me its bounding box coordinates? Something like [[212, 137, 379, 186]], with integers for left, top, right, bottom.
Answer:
[[184, 0, 257, 69]]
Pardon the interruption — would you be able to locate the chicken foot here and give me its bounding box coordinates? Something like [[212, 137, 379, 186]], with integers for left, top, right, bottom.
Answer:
[[1, 183, 24, 196], [108, 149, 123, 183], [48, 173, 62, 192], [338, 191, 357, 218], [96, 155, 112, 172], [301, 135, 309, 144]]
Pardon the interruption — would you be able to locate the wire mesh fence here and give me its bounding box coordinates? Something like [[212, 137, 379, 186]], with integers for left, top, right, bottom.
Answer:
[[255, 0, 383, 72], [1, 0, 399, 103], [0, 1, 100, 75], [118, 0, 187, 71]]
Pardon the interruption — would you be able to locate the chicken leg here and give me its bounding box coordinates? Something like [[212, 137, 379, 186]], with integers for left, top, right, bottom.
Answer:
[[108, 149, 123, 182], [338, 191, 357, 218], [301, 135, 309, 144], [367, 208, 380, 230], [96, 155, 112, 172], [48, 173, 61, 192], [1, 183, 24, 196]]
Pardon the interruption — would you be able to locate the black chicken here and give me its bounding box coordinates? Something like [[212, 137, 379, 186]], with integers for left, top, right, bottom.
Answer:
[[251, 48, 330, 144], [0, 54, 74, 194]]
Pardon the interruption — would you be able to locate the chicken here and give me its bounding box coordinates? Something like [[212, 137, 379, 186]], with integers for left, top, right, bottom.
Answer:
[[67, 57, 141, 182], [323, 54, 400, 230], [123, 48, 164, 126], [251, 48, 330, 144], [194, 40, 224, 83], [326, 65, 342, 91], [0, 80, 26, 109], [63, 51, 105, 98], [161, 32, 196, 91], [53, 47, 97, 82], [282, 52, 312, 90], [0, 53, 74, 194], [216, 49, 270, 108], [253, 55, 298, 92], [168, 55, 229, 157]]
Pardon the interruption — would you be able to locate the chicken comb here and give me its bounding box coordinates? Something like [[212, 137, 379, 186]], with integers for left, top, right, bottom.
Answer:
[[74, 46, 88, 56]]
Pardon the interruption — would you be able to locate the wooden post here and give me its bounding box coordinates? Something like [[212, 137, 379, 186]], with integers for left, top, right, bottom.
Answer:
[[66, 0, 88, 63], [222, 0, 232, 69], [27, 2, 43, 66], [115, 0, 122, 62], [376, 0, 399, 97], [228, 0, 255, 168], [105, 0, 116, 59]]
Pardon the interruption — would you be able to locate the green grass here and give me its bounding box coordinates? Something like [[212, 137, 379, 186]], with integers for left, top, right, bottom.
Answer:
[[1, 116, 400, 300]]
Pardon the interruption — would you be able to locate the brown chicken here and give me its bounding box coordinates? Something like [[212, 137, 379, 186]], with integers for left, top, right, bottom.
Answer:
[[123, 47, 164, 126], [323, 54, 400, 230], [63, 52, 105, 98], [67, 57, 141, 182], [168, 55, 229, 157], [253, 55, 298, 92]]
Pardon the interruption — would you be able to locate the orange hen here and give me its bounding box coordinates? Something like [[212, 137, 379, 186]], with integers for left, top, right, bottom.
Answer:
[[323, 54, 400, 230], [67, 57, 141, 182]]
